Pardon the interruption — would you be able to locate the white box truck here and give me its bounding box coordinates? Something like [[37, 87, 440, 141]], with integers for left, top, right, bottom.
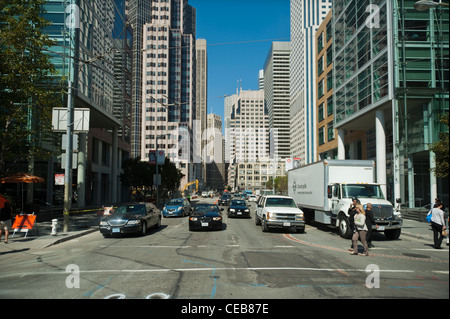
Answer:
[[287, 159, 402, 239]]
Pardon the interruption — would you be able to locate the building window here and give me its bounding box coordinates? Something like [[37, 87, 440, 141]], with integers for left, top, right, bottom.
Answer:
[[327, 121, 335, 141], [318, 56, 324, 76], [319, 127, 325, 145], [318, 32, 324, 53], [327, 45, 333, 66], [318, 79, 324, 98], [318, 103, 324, 122]]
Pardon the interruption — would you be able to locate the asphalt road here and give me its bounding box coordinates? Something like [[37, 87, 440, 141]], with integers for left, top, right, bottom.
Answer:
[[0, 197, 448, 303]]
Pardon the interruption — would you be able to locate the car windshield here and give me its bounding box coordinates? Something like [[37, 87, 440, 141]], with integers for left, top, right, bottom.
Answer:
[[342, 184, 385, 199], [265, 197, 297, 208], [167, 199, 184, 205], [221, 195, 231, 199], [114, 204, 146, 215], [193, 205, 219, 215], [231, 200, 246, 206]]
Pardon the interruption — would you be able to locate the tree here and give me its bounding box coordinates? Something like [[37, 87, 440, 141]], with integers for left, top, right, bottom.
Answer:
[[0, 0, 63, 176], [159, 157, 184, 201], [120, 157, 154, 200], [265, 175, 288, 195], [429, 113, 449, 178], [120, 157, 184, 203]]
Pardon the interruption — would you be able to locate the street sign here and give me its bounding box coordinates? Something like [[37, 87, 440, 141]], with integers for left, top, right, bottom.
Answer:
[[157, 150, 165, 164], [52, 108, 90, 132], [62, 134, 79, 151], [149, 150, 156, 164], [55, 174, 64, 186], [61, 153, 78, 170]]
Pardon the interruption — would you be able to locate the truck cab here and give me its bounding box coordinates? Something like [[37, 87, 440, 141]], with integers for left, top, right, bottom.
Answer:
[[329, 183, 402, 239]]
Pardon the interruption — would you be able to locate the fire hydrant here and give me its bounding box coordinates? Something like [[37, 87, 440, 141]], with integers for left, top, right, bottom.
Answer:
[[51, 219, 58, 236]]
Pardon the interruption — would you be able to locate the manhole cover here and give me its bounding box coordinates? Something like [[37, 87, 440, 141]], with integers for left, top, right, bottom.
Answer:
[[402, 253, 430, 259]]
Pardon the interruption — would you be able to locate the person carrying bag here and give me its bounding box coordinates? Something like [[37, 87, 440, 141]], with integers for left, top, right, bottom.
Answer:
[[350, 204, 369, 256]]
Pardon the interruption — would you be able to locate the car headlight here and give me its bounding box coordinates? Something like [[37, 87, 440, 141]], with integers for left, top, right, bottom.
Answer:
[[213, 217, 222, 221], [126, 220, 141, 225], [100, 221, 108, 226], [244, 209, 250, 212], [296, 213, 304, 221], [230, 208, 235, 212], [190, 217, 198, 221]]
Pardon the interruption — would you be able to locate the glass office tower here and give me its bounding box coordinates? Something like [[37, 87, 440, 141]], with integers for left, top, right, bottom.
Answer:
[[43, 0, 132, 205], [332, 0, 448, 207]]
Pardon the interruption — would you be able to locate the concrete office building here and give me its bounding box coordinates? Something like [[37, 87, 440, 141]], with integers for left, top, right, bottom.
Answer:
[[290, 0, 332, 165], [126, 0, 152, 158], [332, 0, 449, 206], [263, 41, 291, 160], [140, 0, 196, 188], [205, 114, 225, 191], [225, 89, 285, 191], [195, 38, 208, 188]]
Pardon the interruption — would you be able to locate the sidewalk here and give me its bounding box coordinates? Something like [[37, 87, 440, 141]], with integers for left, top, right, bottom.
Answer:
[[0, 210, 101, 252], [0, 212, 445, 253]]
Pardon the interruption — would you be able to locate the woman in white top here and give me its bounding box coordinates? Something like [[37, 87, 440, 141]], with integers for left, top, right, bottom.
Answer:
[[430, 202, 446, 249], [350, 204, 369, 256]]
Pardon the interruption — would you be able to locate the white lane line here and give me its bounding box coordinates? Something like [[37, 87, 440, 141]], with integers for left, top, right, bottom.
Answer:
[[4, 267, 415, 277]]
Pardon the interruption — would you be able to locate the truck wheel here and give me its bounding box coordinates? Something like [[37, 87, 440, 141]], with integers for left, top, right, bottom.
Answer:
[[338, 215, 352, 239], [261, 217, 269, 232], [384, 229, 401, 240]]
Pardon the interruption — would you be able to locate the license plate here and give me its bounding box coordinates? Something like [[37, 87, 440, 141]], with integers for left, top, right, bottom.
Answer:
[[237, 212, 242, 215], [112, 228, 120, 233], [283, 222, 291, 227], [378, 226, 385, 231], [201, 222, 209, 227]]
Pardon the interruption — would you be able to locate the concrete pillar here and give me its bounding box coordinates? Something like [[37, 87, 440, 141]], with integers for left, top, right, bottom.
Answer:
[[375, 110, 387, 198], [337, 129, 345, 159], [111, 127, 118, 204], [408, 156, 415, 208], [77, 132, 87, 207]]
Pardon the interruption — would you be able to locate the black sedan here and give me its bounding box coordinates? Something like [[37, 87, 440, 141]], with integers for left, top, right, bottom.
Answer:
[[228, 199, 250, 218], [218, 194, 231, 206], [189, 204, 223, 231], [99, 202, 161, 237]]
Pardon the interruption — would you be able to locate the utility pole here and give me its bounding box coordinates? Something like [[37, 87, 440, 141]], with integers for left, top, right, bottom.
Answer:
[[63, 80, 74, 232]]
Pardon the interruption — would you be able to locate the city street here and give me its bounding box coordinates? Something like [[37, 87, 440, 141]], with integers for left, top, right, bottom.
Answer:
[[0, 197, 448, 301]]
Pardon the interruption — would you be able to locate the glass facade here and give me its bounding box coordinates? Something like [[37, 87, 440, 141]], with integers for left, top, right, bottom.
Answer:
[[332, 0, 449, 207], [333, 0, 390, 124], [42, 0, 132, 205], [393, 0, 449, 207]]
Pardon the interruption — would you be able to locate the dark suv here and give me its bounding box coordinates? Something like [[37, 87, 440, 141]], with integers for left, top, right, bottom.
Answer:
[[218, 194, 232, 206]]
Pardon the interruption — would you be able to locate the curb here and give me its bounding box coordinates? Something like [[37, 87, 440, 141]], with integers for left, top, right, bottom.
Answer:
[[42, 227, 98, 248]]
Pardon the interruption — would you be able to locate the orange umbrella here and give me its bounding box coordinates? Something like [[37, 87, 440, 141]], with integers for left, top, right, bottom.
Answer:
[[1, 173, 44, 184], [1, 173, 44, 212]]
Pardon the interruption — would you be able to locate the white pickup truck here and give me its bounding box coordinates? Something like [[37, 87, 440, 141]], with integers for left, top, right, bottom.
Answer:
[[254, 195, 305, 233]]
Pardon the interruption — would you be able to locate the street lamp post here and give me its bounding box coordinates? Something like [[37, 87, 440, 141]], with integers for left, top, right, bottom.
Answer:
[[414, 0, 449, 11]]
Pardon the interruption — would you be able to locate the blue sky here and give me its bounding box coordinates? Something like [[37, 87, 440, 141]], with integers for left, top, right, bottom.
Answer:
[[190, 0, 290, 122]]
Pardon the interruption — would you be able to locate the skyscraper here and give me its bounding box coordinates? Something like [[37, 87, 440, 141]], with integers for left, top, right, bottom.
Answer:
[[196, 38, 208, 187], [290, 0, 332, 165], [264, 41, 291, 160], [140, 0, 196, 187]]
